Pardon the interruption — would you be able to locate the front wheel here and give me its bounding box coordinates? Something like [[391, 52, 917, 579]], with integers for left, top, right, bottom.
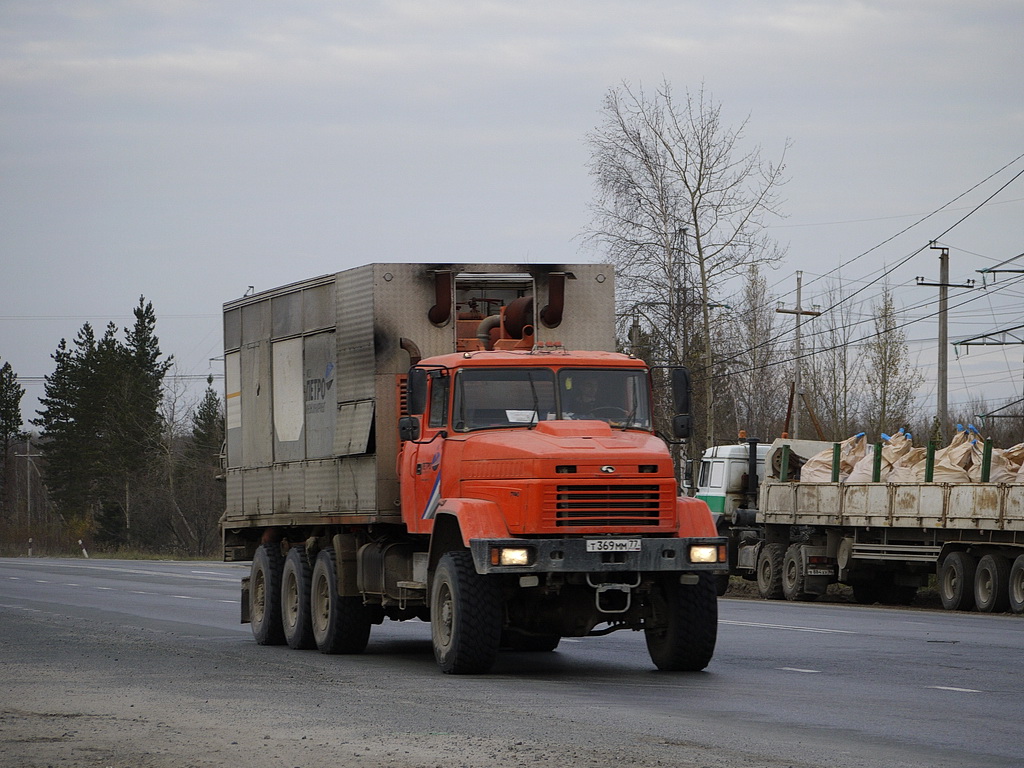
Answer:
[[430, 551, 502, 674], [644, 573, 718, 671]]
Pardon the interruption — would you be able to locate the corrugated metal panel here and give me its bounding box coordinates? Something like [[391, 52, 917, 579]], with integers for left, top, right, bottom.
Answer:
[[304, 332, 336, 459], [225, 471, 244, 517], [305, 460, 339, 512], [336, 265, 376, 403], [338, 456, 378, 512], [273, 463, 305, 514], [240, 340, 272, 466], [303, 282, 334, 332], [272, 290, 303, 339], [243, 466, 274, 516], [336, 399, 375, 456]]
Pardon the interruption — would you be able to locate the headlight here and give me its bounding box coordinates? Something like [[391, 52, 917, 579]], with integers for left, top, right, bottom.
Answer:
[[689, 545, 719, 564], [491, 547, 532, 566]]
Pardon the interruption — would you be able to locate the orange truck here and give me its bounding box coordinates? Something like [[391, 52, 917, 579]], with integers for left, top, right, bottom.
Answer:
[[221, 263, 727, 673]]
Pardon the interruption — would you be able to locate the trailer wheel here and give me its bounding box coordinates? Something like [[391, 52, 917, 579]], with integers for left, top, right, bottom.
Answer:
[[974, 554, 1010, 613], [645, 573, 718, 671], [1008, 555, 1024, 615], [430, 551, 502, 674], [938, 551, 976, 611], [281, 547, 315, 649], [782, 544, 817, 602], [250, 544, 286, 645], [310, 549, 371, 654], [756, 543, 784, 600]]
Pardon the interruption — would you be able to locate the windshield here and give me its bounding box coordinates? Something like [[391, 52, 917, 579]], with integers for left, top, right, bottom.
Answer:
[[451, 367, 651, 432]]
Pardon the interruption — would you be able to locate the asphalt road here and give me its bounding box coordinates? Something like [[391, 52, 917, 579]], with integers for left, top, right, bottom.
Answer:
[[2, 556, 1021, 768]]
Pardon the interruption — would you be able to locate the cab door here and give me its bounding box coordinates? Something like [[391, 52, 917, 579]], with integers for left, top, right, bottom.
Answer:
[[399, 371, 449, 532]]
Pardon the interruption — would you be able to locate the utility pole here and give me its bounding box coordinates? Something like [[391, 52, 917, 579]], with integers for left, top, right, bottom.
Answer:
[[776, 271, 820, 439], [916, 243, 975, 441]]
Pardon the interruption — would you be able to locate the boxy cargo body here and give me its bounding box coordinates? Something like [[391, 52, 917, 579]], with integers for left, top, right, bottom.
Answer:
[[221, 263, 728, 673], [221, 263, 616, 542]]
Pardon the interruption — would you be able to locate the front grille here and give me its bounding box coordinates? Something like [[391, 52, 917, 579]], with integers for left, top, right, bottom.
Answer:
[[546, 483, 668, 528]]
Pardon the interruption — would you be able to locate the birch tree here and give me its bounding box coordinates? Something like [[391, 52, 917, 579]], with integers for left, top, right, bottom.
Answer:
[[587, 80, 788, 453]]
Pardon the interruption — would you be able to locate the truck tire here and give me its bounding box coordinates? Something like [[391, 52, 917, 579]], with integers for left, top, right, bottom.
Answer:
[[974, 554, 1010, 613], [938, 551, 976, 611], [250, 543, 286, 645], [1008, 555, 1024, 615], [281, 547, 316, 649], [756, 543, 784, 600], [782, 544, 817, 602], [644, 573, 718, 671], [310, 549, 372, 654], [430, 551, 502, 674]]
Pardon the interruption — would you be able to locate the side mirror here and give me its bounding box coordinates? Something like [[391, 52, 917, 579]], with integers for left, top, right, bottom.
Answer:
[[670, 367, 692, 439], [399, 415, 421, 442], [407, 368, 428, 415]]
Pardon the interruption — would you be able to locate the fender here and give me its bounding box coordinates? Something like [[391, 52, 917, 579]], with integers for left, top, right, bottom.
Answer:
[[675, 496, 719, 538], [433, 498, 512, 546]]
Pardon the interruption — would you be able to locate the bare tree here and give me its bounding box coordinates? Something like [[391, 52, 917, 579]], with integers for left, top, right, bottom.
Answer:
[[587, 79, 789, 452], [861, 288, 922, 438], [722, 264, 788, 441], [805, 280, 867, 440]]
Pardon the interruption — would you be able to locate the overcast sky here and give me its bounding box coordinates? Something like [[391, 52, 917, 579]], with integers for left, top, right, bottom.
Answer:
[[2, 1, 1022, 429]]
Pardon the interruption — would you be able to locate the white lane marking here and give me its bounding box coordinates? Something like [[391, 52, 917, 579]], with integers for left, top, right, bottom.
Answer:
[[721, 620, 855, 635], [63, 583, 80, 587], [35, 579, 51, 583], [778, 667, 821, 673], [928, 686, 981, 693], [96, 586, 113, 590]]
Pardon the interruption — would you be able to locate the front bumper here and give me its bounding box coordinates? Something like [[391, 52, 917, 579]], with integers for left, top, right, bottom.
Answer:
[[469, 536, 728, 575]]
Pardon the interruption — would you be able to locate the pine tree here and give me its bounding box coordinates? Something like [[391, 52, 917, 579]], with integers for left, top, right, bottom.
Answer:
[[0, 358, 26, 515], [33, 299, 172, 547]]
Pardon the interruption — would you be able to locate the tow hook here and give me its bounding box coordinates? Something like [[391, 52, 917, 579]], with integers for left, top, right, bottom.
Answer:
[[587, 573, 641, 614]]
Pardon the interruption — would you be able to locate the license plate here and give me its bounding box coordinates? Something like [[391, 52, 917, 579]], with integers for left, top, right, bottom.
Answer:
[[806, 568, 833, 576], [586, 538, 641, 553]]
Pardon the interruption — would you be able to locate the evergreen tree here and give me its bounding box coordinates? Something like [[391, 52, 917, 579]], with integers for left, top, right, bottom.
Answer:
[[33, 299, 172, 546], [0, 358, 26, 514]]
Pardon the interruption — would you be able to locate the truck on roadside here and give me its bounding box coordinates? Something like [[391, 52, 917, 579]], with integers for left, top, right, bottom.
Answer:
[[220, 263, 728, 673], [696, 437, 1024, 614]]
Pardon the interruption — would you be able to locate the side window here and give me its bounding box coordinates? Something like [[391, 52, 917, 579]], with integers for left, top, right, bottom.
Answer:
[[698, 460, 711, 488], [428, 374, 449, 429], [709, 460, 725, 489]]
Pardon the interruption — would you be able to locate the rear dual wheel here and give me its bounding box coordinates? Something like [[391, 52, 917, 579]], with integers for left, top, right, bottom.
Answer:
[[974, 554, 1011, 614], [281, 547, 315, 649], [1008, 555, 1024, 615], [310, 549, 372, 654], [250, 544, 286, 645]]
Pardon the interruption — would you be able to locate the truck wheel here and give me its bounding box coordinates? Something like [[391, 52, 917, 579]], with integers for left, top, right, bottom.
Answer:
[[782, 544, 817, 602], [430, 551, 502, 674], [756, 543, 784, 600], [938, 551, 976, 611], [250, 544, 286, 645], [974, 554, 1010, 613], [311, 549, 371, 654], [281, 547, 315, 649], [1008, 555, 1024, 615], [645, 573, 718, 671]]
